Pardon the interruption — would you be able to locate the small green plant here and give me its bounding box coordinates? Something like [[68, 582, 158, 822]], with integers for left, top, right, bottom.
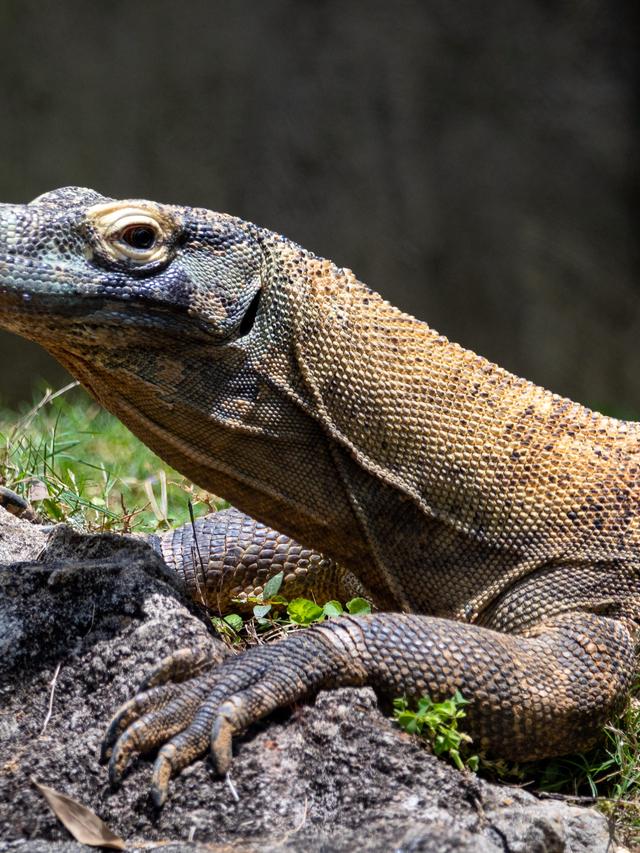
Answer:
[[209, 569, 373, 643], [287, 594, 372, 625], [209, 613, 246, 645], [393, 691, 479, 772], [233, 569, 371, 625], [425, 691, 640, 848]]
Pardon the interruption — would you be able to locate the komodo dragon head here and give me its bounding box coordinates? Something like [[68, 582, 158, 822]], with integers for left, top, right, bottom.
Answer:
[[0, 186, 405, 596]]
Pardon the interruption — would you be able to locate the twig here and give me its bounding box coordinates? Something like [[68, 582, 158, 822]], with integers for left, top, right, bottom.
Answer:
[[225, 772, 240, 802], [10, 381, 79, 440], [277, 797, 309, 843], [188, 501, 206, 583], [41, 663, 61, 734], [537, 791, 598, 803]]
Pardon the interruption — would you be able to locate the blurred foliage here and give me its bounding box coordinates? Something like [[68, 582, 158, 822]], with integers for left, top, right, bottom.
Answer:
[[0, 382, 225, 532]]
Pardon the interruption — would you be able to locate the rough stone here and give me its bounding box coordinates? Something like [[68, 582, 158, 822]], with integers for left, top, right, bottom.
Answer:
[[0, 508, 613, 851]]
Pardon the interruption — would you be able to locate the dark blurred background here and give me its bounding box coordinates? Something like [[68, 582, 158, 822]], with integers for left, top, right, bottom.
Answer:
[[0, 0, 637, 412]]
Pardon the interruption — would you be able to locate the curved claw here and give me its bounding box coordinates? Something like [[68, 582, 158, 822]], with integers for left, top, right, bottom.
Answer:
[[141, 644, 227, 691], [150, 748, 175, 808], [104, 676, 216, 785], [108, 729, 137, 786], [210, 702, 239, 775], [101, 682, 179, 763], [103, 627, 344, 805], [150, 724, 212, 806]]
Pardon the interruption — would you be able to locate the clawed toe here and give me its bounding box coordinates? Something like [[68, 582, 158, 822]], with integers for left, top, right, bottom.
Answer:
[[141, 644, 227, 690], [102, 629, 341, 804], [0, 485, 30, 516], [101, 682, 180, 763], [103, 674, 216, 783]]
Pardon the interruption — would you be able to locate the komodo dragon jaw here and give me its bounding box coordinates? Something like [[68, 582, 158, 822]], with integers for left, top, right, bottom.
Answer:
[[1, 187, 640, 806]]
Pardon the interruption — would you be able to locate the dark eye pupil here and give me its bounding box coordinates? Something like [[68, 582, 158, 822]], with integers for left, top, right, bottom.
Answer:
[[122, 225, 156, 250]]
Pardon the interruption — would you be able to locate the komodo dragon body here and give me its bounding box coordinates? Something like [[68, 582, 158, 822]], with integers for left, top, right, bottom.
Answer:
[[0, 187, 638, 805]]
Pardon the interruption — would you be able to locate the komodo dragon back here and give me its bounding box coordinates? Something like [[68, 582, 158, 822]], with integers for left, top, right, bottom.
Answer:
[[0, 187, 638, 805]]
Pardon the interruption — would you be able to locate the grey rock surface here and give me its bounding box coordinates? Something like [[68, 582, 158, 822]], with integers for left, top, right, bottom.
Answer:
[[0, 508, 613, 852]]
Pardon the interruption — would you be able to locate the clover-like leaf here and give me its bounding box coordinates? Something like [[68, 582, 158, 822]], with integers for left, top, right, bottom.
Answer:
[[346, 597, 372, 615], [223, 613, 244, 632], [262, 571, 284, 600], [322, 600, 344, 618], [287, 598, 324, 625]]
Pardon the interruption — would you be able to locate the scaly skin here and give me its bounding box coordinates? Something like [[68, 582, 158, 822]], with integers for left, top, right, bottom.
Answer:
[[147, 507, 373, 612], [0, 187, 638, 806]]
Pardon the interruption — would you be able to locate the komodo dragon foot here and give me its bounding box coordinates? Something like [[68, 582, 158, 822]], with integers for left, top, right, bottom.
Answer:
[[102, 610, 634, 806]]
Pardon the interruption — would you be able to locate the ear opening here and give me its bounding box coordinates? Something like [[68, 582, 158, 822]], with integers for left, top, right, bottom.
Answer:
[[238, 288, 262, 337]]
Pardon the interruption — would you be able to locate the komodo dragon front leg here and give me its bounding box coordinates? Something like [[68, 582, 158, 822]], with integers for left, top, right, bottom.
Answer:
[[103, 609, 634, 805], [148, 506, 374, 611], [1, 187, 639, 806]]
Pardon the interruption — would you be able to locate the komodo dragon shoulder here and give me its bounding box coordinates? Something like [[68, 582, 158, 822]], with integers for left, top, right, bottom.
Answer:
[[1, 186, 639, 805]]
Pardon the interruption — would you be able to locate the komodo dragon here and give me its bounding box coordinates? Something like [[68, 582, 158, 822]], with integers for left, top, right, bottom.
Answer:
[[0, 187, 638, 806]]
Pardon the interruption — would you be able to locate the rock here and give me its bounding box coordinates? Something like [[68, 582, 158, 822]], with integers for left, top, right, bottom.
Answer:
[[0, 507, 612, 852]]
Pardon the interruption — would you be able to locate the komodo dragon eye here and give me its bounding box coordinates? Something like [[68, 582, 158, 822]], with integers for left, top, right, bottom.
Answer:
[[110, 216, 162, 260], [120, 224, 157, 251], [86, 202, 174, 265]]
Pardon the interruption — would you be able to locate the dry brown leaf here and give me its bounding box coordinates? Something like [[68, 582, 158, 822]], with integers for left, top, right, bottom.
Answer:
[[31, 778, 125, 849], [27, 479, 49, 502]]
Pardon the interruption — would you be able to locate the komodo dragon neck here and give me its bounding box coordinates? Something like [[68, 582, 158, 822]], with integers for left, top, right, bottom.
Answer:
[[0, 188, 638, 617], [45, 244, 640, 617]]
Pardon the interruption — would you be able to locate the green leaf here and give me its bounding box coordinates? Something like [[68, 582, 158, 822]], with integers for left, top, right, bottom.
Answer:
[[287, 597, 324, 625], [438, 699, 457, 717], [416, 696, 433, 715], [253, 603, 272, 619], [346, 597, 372, 615], [396, 712, 418, 732], [262, 571, 284, 600], [223, 613, 243, 632], [404, 717, 419, 735], [391, 690, 477, 772], [466, 755, 480, 772], [322, 600, 344, 617], [453, 689, 469, 706], [450, 749, 464, 772]]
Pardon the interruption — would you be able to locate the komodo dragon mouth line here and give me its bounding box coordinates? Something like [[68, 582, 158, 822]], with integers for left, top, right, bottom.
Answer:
[[0, 285, 249, 344]]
